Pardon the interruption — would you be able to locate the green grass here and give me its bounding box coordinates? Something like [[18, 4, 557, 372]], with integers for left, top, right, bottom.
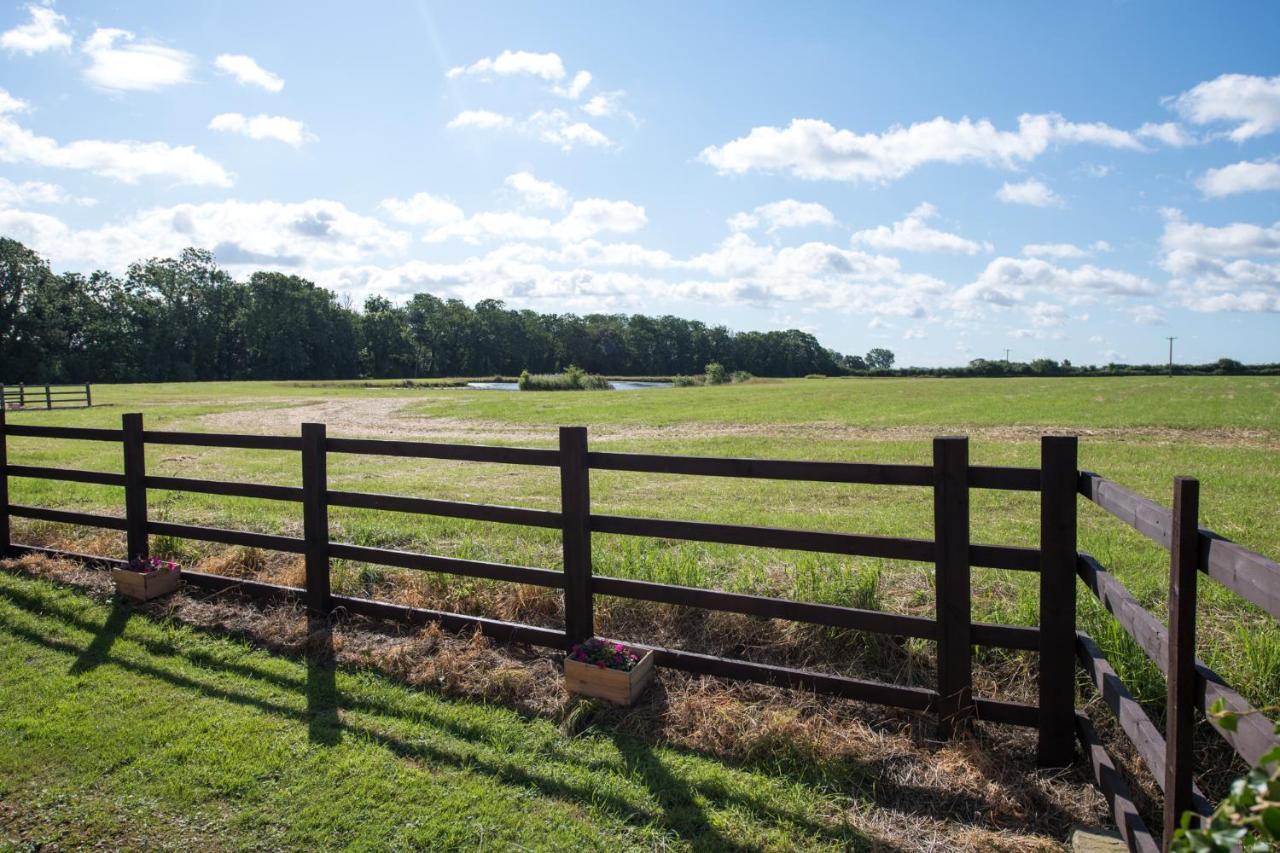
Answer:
[[4, 375, 1279, 709], [0, 571, 872, 850]]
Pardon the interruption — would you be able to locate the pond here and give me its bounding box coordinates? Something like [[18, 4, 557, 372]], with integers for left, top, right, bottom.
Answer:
[[465, 381, 673, 391]]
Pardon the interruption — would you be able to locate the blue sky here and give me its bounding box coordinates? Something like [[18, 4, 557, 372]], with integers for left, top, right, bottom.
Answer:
[[2, 1, 1279, 366]]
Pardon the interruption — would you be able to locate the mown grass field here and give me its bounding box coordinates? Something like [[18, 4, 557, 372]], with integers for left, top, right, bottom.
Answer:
[[4, 375, 1279, 709]]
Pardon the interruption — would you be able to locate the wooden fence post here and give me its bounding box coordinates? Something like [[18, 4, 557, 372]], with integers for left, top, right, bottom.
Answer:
[[122, 412, 149, 561], [18, 384, 24, 408], [1038, 435, 1078, 766], [85, 383, 92, 408], [302, 422, 331, 616], [44, 385, 51, 410], [934, 436, 972, 736], [0, 403, 9, 557], [1165, 476, 1200, 845], [560, 426, 593, 646]]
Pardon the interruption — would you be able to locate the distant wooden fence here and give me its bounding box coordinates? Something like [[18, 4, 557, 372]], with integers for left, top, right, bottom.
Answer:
[[1, 383, 92, 411], [0, 407, 1277, 852]]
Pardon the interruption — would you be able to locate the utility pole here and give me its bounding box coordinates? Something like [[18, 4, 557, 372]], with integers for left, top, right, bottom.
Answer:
[[1166, 337, 1176, 378], [1004, 349, 1011, 365]]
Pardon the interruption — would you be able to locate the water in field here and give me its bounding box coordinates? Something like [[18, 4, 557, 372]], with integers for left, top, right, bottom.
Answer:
[[465, 381, 672, 391]]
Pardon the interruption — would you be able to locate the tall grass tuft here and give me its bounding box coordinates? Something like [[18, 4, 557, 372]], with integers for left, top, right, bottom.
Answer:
[[517, 366, 612, 391]]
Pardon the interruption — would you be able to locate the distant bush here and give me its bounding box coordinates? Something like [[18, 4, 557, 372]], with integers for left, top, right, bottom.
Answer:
[[804, 373, 826, 379], [671, 375, 699, 387], [705, 362, 728, 385], [517, 366, 611, 391], [731, 370, 753, 383]]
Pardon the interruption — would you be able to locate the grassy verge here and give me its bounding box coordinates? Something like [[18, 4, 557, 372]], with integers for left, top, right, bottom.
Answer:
[[0, 569, 890, 851]]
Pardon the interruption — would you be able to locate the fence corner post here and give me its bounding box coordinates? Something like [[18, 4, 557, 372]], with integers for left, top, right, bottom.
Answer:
[[1038, 435, 1078, 767], [933, 435, 972, 736], [301, 422, 331, 616], [122, 412, 149, 561], [560, 426, 592, 648], [1164, 475, 1200, 845], [0, 402, 9, 557]]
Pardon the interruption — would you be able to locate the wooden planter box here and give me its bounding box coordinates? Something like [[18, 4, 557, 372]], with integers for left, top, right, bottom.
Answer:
[[564, 646, 655, 705], [111, 567, 180, 601]]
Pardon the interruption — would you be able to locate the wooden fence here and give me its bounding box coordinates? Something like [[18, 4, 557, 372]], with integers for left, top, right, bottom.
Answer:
[[1, 383, 92, 411], [0, 406, 1277, 851]]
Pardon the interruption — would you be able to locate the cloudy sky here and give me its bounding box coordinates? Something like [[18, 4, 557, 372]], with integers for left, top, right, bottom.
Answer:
[[2, 2, 1279, 366]]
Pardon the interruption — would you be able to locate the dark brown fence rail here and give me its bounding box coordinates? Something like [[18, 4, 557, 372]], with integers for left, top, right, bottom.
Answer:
[[2, 383, 92, 411], [1, 406, 1278, 852]]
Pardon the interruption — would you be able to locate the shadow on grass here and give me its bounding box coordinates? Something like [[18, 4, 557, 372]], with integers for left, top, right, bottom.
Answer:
[[0, 572, 1088, 848], [68, 596, 131, 675]]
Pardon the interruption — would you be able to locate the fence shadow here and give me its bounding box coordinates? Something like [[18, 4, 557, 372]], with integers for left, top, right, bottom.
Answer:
[[306, 614, 340, 746], [68, 596, 130, 675]]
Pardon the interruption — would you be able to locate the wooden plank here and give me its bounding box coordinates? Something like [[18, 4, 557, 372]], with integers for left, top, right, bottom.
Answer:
[[1039, 435, 1078, 767], [327, 542, 565, 588], [970, 543, 1040, 571], [7, 543, 127, 568], [1165, 477, 1200, 844], [8, 504, 128, 530], [1198, 531, 1280, 621], [633, 642, 938, 710], [968, 465, 1040, 491], [147, 476, 302, 502], [1078, 472, 1171, 550], [326, 490, 561, 528], [146, 520, 306, 554], [560, 427, 593, 644], [591, 513, 936, 562], [934, 436, 972, 736], [1075, 712, 1161, 853], [326, 436, 558, 467], [3, 424, 123, 441], [301, 423, 330, 616], [586, 450, 933, 485], [1078, 552, 1280, 767], [971, 622, 1039, 651], [143, 430, 302, 451], [1076, 633, 1214, 818], [122, 413, 148, 561], [591, 575, 937, 639], [333, 593, 568, 649], [0, 405, 8, 555], [973, 697, 1038, 727], [6, 465, 126, 487]]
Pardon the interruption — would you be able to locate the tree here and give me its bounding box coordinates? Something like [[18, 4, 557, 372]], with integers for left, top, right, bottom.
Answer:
[[865, 348, 895, 370]]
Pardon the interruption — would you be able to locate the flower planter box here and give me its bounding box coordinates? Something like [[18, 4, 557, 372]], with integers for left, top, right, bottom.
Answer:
[[564, 640, 655, 705], [111, 559, 181, 601]]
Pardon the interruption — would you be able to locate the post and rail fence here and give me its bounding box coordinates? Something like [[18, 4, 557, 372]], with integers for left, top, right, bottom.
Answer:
[[1, 383, 92, 411], [0, 405, 1277, 852]]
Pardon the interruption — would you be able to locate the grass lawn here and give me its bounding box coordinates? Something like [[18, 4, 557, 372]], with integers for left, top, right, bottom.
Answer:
[[3, 375, 1279, 710], [0, 570, 876, 851]]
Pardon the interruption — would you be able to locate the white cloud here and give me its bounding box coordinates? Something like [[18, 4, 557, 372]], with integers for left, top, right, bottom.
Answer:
[[209, 113, 314, 147], [81, 28, 194, 91], [955, 257, 1155, 305], [699, 113, 1144, 184], [1, 4, 71, 54], [1160, 209, 1280, 312], [1198, 159, 1280, 198], [996, 178, 1062, 207], [728, 199, 835, 234], [553, 70, 592, 100], [582, 90, 626, 118], [1026, 301, 1067, 328], [425, 197, 646, 244], [0, 112, 231, 185], [447, 50, 566, 81], [1167, 73, 1280, 141], [0, 198, 409, 271], [0, 177, 93, 206], [529, 110, 611, 150], [1131, 305, 1165, 325], [214, 54, 284, 93], [446, 109, 514, 130], [1136, 122, 1196, 147], [504, 171, 569, 209], [0, 89, 29, 114], [1021, 240, 1110, 259], [378, 192, 464, 227], [850, 202, 991, 254]]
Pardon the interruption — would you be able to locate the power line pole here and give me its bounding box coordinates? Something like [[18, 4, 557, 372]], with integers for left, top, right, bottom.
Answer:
[[1004, 348, 1011, 365], [1166, 337, 1176, 378]]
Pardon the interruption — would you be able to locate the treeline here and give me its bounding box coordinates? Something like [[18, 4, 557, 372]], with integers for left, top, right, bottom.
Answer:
[[884, 358, 1280, 378], [0, 239, 853, 383]]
